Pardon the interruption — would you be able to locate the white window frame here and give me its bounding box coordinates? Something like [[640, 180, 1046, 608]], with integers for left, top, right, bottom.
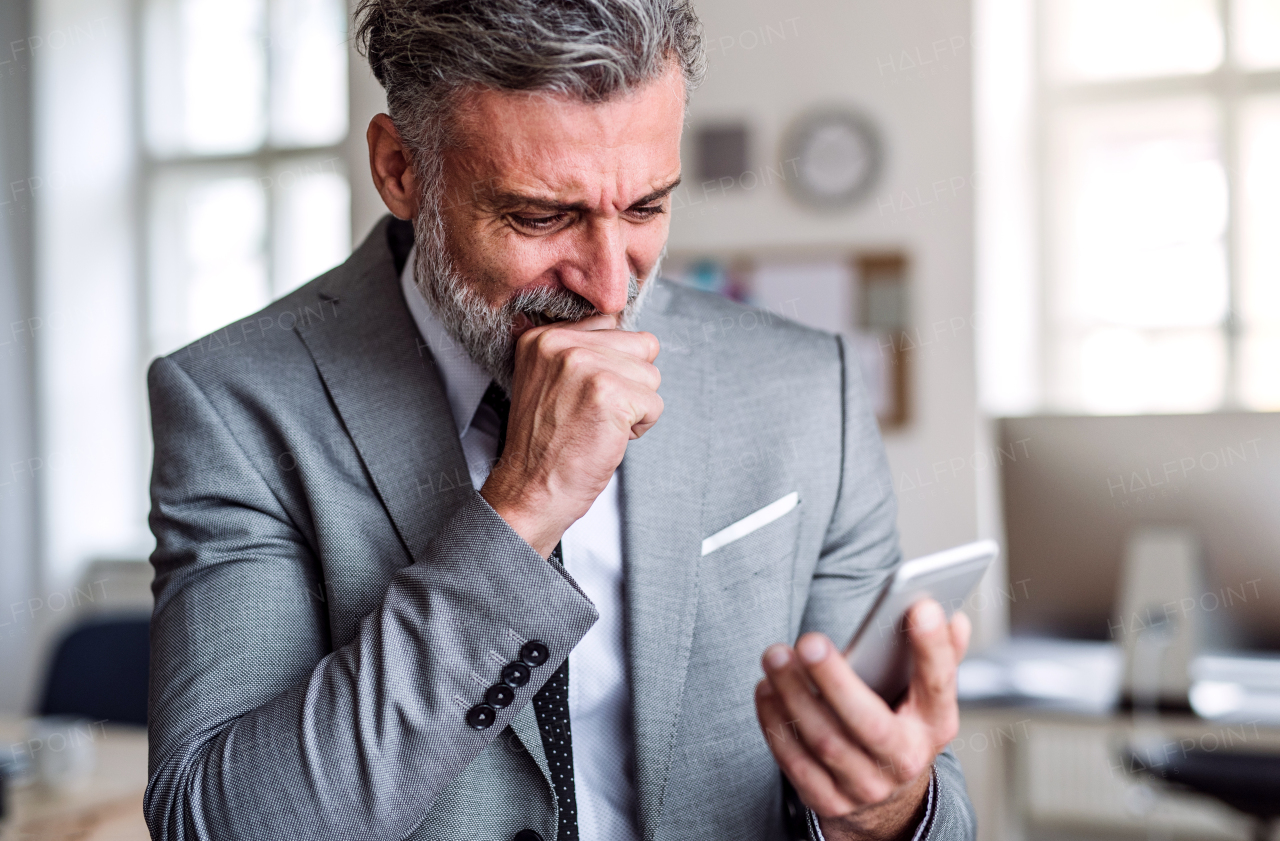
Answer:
[[1034, 0, 1280, 412], [135, 0, 352, 360]]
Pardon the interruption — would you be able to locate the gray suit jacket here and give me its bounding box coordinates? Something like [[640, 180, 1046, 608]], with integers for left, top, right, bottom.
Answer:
[[145, 216, 975, 841]]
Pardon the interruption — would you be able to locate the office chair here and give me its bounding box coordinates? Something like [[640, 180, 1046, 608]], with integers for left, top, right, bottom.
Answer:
[[1120, 621, 1280, 841], [1126, 744, 1280, 841], [38, 615, 150, 726]]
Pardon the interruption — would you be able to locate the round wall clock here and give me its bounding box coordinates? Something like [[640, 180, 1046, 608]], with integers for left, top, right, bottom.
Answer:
[[781, 108, 883, 210]]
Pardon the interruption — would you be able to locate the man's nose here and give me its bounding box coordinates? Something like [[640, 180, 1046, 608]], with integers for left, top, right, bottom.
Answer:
[[564, 217, 631, 316]]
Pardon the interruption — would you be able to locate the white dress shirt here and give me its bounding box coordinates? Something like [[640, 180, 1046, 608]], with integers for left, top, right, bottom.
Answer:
[[401, 251, 642, 841]]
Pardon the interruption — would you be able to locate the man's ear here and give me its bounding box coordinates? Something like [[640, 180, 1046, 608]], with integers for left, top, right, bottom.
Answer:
[[367, 113, 420, 220]]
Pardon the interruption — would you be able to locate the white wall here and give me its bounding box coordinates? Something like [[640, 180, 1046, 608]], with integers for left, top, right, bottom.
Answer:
[[674, 0, 980, 563]]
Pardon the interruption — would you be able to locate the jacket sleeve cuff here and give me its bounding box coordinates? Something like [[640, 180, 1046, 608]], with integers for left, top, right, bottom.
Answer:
[[805, 766, 937, 841]]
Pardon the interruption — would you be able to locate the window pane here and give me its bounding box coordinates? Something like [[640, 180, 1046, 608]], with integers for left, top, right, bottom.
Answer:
[[144, 0, 267, 156], [272, 159, 352, 294], [1240, 96, 1280, 330], [1046, 0, 1223, 81], [270, 0, 349, 147], [1240, 332, 1280, 409], [150, 171, 269, 356], [1234, 0, 1280, 69], [1069, 328, 1225, 413], [1052, 99, 1227, 331]]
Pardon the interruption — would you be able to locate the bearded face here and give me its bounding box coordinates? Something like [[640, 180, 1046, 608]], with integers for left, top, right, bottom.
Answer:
[[411, 199, 660, 391]]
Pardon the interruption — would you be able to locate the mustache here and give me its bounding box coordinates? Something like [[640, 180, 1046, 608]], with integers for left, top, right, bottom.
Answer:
[[505, 275, 642, 327]]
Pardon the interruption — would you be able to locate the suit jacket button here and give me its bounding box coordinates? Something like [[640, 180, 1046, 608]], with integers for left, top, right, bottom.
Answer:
[[501, 661, 531, 687], [465, 704, 496, 730], [520, 640, 550, 667], [485, 683, 516, 708], [511, 831, 543, 841]]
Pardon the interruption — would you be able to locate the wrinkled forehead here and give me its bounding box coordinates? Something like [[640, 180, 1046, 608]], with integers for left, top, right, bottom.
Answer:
[[443, 64, 686, 208]]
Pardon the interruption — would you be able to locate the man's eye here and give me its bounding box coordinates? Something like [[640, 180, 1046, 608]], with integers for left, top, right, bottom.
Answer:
[[509, 213, 568, 232], [628, 204, 665, 219]]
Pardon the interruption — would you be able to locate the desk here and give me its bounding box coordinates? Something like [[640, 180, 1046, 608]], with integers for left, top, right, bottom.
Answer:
[[0, 718, 149, 841], [956, 708, 1280, 841]]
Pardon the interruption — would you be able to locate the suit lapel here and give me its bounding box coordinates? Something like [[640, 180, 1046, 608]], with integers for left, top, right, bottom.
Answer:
[[295, 217, 474, 567], [622, 284, 714, 840]]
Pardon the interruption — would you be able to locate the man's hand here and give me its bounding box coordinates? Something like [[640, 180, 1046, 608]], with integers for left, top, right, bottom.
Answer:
[[481, 315, 663, 557], [755, 600, 971, 841]]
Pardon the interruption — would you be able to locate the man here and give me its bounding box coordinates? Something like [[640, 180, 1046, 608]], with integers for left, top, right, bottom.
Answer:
[[145, 1, 976, 839]]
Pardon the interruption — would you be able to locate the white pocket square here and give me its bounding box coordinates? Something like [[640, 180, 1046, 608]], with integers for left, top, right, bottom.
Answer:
[[701, 492, 799, 556]]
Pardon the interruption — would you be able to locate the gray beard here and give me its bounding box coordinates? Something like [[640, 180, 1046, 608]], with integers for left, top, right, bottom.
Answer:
[[412, 204, 661, 392]]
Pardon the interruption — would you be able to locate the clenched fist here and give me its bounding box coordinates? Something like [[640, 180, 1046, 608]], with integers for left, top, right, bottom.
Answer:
[[480, 314, 663, 557]]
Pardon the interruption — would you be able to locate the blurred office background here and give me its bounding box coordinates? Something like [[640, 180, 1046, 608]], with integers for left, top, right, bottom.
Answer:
[[2, 0, 1280, 838]]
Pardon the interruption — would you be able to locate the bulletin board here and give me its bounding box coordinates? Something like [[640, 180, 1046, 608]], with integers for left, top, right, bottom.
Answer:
[[664, 248, 911, 430]]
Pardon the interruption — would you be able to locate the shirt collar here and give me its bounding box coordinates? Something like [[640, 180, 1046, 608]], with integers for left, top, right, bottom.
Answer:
[[399, 245, 493, 437]]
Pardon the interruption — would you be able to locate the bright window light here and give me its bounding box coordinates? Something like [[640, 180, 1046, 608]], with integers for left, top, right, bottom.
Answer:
[[143, 0, 350, 356], [185, 179, 270, 338], [270, 0, 349, 147], [184, 0, 267, 153], [1047, 99, 1233, 412], [1073, 328, 1225, 413], [273, 166, 352, 294], [1053, 99, 1227, 326], [148, 171, 270, 355], [1233, 0, 1280, 70], [1046, 0, 1223, 81], [1239, 333, 1280, 409], [1240, 97, 1280, 329], [981, 0, 1280, 414], [145, 0, 268, 155], [1062, 125, 1227, 329], [1239, 96, 1280, 408]]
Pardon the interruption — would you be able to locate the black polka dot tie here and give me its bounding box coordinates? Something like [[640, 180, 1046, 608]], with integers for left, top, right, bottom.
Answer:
[[481, 383, 579, 839], [532, 656, 578, 841]]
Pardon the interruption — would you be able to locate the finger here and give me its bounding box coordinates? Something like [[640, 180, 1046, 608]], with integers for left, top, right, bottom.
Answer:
[[512, 314, 616, 348], [567, 365, 663, 436], [555, 322, 660, 363], [578, 328, 659, 363], [527, 343, 659, 397], [584, 347, 662, 392], [793, 633, 932, 784], [534, 324, 660, 363], [762, 645, 898, 804], [903, 600, 960, 741], [755, 680, 858, 818], [555, 313, 621, 332], [628, 390, 664, 439]]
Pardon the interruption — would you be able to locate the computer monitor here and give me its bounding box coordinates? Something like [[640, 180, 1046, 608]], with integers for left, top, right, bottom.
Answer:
[[998, 413, 1280, 651]]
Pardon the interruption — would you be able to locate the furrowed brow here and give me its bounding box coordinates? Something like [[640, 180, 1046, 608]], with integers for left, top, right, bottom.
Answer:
[[480, 176, 683, 215], [481, 192, 590, 214], [628, 177, 682, 208]]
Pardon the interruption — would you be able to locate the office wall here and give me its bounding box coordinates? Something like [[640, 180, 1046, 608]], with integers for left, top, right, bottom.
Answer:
[[672, 0, 980, 564]]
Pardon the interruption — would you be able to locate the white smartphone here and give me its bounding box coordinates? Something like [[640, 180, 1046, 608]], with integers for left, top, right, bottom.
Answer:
[[843, 540, 999, 705]]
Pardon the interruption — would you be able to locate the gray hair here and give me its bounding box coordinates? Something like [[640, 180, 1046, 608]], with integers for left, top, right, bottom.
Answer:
[[354, 0, 695, 389], [354, 0, 705, 168]]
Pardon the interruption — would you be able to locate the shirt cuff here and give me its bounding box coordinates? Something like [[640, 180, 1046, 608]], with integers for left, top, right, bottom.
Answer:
[[805, 766, 937, 841]]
